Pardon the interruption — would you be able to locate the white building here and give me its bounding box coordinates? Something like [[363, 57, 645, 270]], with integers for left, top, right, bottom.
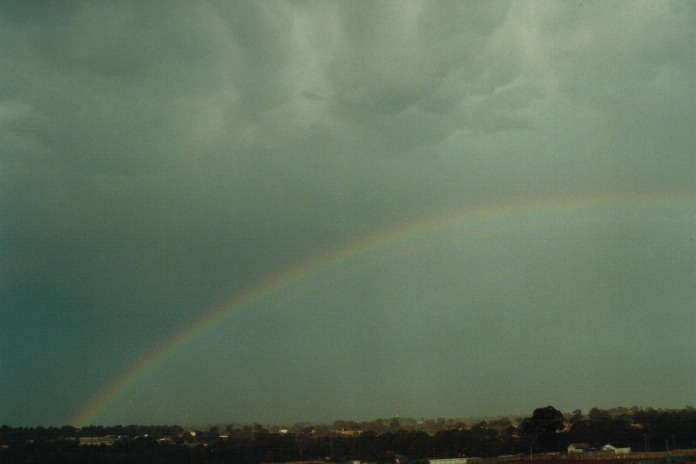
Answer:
[[602, 444, 631, 454], [567, 443, 592, 453]]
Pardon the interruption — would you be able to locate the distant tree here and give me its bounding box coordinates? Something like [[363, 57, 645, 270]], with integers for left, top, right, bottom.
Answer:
[[333, 419, 347, 431], [568, 416, 594, 444], [570, 409, 584, 425], [389, 417, 401, 432], [520, 406, 565, 452], [403, 430, 431, 458], [367, 419, 387, 434], [489, 417, 513, 430], [589, 407, 610, 422]]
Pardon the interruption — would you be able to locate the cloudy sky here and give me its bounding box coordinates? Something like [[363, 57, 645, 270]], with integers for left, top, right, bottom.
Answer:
[[2, 1, 695, 427]]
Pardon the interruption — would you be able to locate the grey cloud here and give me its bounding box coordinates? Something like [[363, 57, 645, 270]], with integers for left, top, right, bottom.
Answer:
[[0, 2, 300, 176], [326, 2, 513, 105], [2, 1, 696, 426], [418, 0, 512, 38], [0, 0, 541, 179], [318, 0, 545, 152], [1, 7, 220, 174], [540, 1, 696, 103]]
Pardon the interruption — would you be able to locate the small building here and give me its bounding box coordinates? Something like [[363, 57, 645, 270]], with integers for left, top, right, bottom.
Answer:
[[79, 435, 118, 446], [567, 443, 593, 453], [602, 444, 631, 454]]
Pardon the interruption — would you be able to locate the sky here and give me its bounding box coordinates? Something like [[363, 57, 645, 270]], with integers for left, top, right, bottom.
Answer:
[[1, 1, 695, 428]]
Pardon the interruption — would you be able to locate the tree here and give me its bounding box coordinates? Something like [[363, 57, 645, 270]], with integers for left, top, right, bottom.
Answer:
[[389, 417, 401, 432], [520, 406, 565, 452], [570, 409, 584, 425]]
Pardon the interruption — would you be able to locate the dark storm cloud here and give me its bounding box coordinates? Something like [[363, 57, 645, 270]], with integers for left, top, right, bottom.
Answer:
[[2, 1, 696, 426], [322, 0, 534, 151], [1, 3, 230, 175]]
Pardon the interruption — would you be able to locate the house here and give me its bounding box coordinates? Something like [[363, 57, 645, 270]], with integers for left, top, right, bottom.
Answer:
[[567, 443, 593, 453], [79, 435, 118, 446], [602, 444, 631, 454]]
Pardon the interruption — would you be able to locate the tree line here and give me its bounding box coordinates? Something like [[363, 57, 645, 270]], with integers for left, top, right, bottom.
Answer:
[[2, 406, 696, 464]]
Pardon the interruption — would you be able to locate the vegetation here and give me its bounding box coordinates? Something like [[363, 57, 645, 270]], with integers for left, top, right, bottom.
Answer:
[[2, 406, 696, 464]]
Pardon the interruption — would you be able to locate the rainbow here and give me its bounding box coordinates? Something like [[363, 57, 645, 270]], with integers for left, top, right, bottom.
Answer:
[[69, 189, 696, 426]]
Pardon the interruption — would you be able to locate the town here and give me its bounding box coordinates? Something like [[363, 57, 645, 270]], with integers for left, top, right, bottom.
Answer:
[[2, 406, 696, 464]]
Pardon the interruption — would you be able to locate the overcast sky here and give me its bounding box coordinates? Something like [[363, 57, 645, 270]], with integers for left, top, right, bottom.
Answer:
[[2, 1, 696, 427]]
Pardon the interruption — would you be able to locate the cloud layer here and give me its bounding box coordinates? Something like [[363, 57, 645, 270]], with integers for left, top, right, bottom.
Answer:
[[2, 1, 695, 426]]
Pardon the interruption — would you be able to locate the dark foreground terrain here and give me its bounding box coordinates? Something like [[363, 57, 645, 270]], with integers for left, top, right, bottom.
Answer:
[[3, 406, 695, 464]]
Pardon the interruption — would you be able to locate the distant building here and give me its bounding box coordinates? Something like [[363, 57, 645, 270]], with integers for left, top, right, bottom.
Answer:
[[79, 435, 118, 446], [567, 443, 593, 453], [429, 459, 468, 464], [602, 444, 631, 454]]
